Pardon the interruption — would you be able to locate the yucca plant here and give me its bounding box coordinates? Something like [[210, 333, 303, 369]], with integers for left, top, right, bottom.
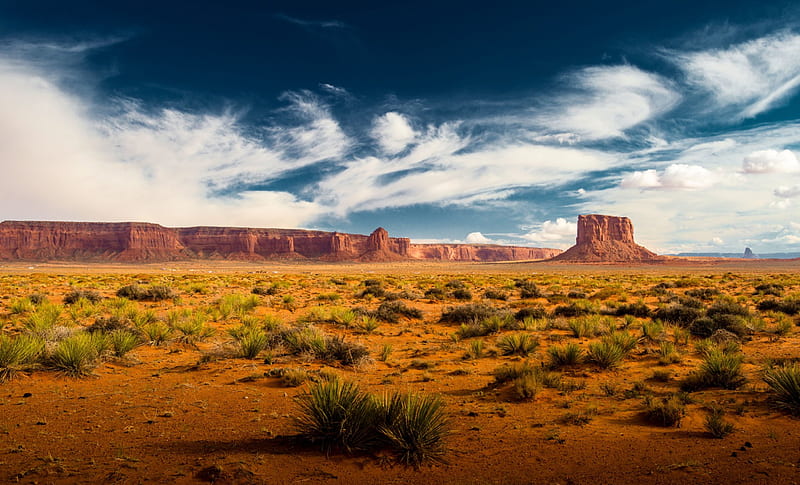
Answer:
[[568, 317, 599, 338], [49, 332, 100, 377], [233, 326, 269, 359], [109, 329, 142, 358], [9, 297, 35, 315], [587, 341, 626, 369], [644, 394, 686, 427], [607, 331, 638, 353], [640, 321, 665, 343], [497, 333, 539, 357], [763, 363, 800, 415], [548, 342, 584, 367], [657, 341, 682, 365], [141, 321, 173, 345], [464, 339, 484, 360], [24, 303, 64, 338], [358, 316, 380, 334], [295, 379, 378, 454], [172, 313, 215, 345], [705, 406, 735, 438], [682, 349, 746, 391], [283, 326, 327, 355], [0, 334, 45, 381], [513, 372, 542, 400], [377, 392, 449, 467]]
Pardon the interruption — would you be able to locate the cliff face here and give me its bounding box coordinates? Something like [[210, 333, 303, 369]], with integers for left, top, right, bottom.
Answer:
[[0, 221, 558, 263], [551, 214, 660, 262]]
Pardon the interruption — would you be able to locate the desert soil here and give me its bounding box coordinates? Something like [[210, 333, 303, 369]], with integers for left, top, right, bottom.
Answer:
[[1, 259, 799, 484]]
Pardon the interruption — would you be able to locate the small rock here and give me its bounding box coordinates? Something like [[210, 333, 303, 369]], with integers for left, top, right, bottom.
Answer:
[[22, 393, 32, 398], [744, 441, 753, 448], [731, 451, 738, 457], [35, 421, 46, 426], [739, 446, 747, 451]]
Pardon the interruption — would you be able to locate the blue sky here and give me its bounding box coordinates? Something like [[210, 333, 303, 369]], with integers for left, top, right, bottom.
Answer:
[[2, 1, 800, 253]]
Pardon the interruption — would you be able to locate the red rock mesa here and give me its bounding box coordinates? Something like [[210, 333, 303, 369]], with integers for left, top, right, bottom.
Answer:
[[551, 214, 660, 262]]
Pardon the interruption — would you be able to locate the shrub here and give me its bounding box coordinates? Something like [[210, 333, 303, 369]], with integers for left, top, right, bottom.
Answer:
[[654, 304, 702, 327], [9, 298, 35, 314], [644, 394, 686, 427], [548, 343, 584, 367], [231, 326, 269, 359], [377, 392, 449, 467], [492, 361, 541, 385], [440, 303, 508, 324], [483, 289, 508, 301], [553, 300, 598, 318], [424, 287, 446, 300], [49, 332, 100, 377], [657, 341, 681, 365], [517, 280, 542, 299], [464, 339, 484, 359], [754, 283, 783, 297], [763, 363, 800, 415], [640, 321, 665, 343], [64, 288, 103, 305], [681, 349, 746, 391], [607, 331, 638, 353], [513, 372, 542, 400], [295, 379, 378, 453], [496, 333, 539, 357], [514, 306, 547, 321], [457, 315, 514, 338], [451, 288, 472, 300], [587, 340, 627, 369], [172, 314, 215, 345], [358, 281, 385, 298], [374, 301, 422, 322], [615, 301, 651, 318], [568, 317, 600, 338], [141, 322, 173, 345], [705, 406, 735, 438], [690, 314, 748, 338], [281, 368, 310, 387], [116, 284, 176, 301], [109, 329, 141, 358], [757, 298, 800, 315], [685, 288, 720, 300], [0, 334, 45, 381], [320, 336, 370, 366]]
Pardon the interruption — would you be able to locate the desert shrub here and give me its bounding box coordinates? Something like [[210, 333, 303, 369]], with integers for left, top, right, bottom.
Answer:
[[376, 391, 449, 467], [657, 341, 681, 365], [757, 298, 800, 315], [231, 326, 269, 359], [763, 363, 800, 415], [615, 301, 651, 318], [567, 290, 587, 299], [440, 303, 508, 324], [424, 287, 446, 300], [358, 280, 385, 298], [513, 372, 542, 400], [483, 289, 508, 301], [116, 284, 176, 301], [464, 339, 484, 359], [251, 286, 273, 296], [358, 316, 380, 333], [172, 314, 215, 345], [706, 298, 750, 319], [754, 283, 784, 297], [587, 340, 627, 369], [517, 280, 542, 299], [109, 329, 141, 358], [548, 342, 584, 367], [9, 297, 35, 314], [0, 334, 45, 381], [690, 314, 748, 338], [283, 326, 328, 355], [643, 394, 686, 427], [23, 303, 64, 338], [49, 332, 100, 377], [444, 280, 466, 289], [681, 349, 746, 391], [492, 361, 541, 385], [607, 331, 638, 353], [568, 317, 600, 338], [64, 288, 103, 305], [374, 301, 422, 322], [653, 303, 702, 327], [87, 315, 133, 334], [685, 288, 720, 300], [141, 322, 173, 345], [28, 293, 48, 305], [320, 336, 370, 366], [553, 300, 598, 318], [295, 379, 378, 453], [317, 292, 341, 302], [280, 368, 310, 387], [496, 333, 539, 357], [640, 321, 665, 342], [457, 315, 514, 338], [514, 306, 547, 321], [705, 406, 735, 438], [451, 288, 472, 300]]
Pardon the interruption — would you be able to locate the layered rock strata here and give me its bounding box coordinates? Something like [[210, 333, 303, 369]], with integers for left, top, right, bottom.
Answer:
[[551, 214, 660, 262]]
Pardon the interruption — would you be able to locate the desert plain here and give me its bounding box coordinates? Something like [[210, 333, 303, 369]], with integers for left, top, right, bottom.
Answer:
[[0, 259, 799, 484]]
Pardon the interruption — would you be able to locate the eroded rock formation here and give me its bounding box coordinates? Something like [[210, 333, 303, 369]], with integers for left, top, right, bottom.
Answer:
[[0, 221, 560, 263], [551, 214, 660, 262]]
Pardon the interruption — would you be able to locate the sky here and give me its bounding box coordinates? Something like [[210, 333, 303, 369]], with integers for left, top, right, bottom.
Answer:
[[1, 1, 800, 253]]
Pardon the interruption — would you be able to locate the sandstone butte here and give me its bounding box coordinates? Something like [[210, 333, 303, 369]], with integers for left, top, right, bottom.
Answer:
[[0, 221, 562, 263], [551, 214, 662, 262]]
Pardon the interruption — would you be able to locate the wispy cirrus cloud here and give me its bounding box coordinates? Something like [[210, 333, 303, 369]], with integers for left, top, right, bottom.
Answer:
[[274, 13, 348, 29]]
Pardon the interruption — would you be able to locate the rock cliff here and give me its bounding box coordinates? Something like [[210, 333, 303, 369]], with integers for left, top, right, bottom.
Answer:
[[0, 221, 560, 263], [551, 214, 660, 262]]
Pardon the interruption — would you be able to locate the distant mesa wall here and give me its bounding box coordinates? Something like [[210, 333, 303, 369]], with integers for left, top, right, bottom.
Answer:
[[551, 214, 660, 262], [0, 221, 560, 263]]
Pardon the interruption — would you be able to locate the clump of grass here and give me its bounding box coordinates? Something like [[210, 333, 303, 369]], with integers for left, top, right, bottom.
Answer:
[[377, 391, 449, 467], [704, 406, 735, 438], [281, 368, 310, 387], [63, 288, 103, 305], [496, 333, 539, 357], [548, 342, 584, 367], [457, 315, 514, 338], [440, 303, 508, 324], [762, 363, 800, 415], [0, 334, 45, 381], [657, 341, 682, 365], [587, 340, 627, 369], [513, 372, 542, 400], [172, 313, 215, 345], [9, 297, 35, 314], [109, 329, 141, 358], [643, 394, 686, 427], [553, 300, 598, 317], [464, 339, 484, 360], [640, 321, 665, 343], [140, 322, 173, 345], [379, 343, 393, 362], [607, 331, 638, 353], [483, 289, 508, 301], [681, 349, 746, 391], [116, 284, 176, 302], [230, 325, 269, 359], [49, 332, 100, 377], [567, 317, 600, 338], [358, 316, 380, 333]]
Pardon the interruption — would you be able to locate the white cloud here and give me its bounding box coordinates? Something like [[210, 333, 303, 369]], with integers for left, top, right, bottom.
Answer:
[[674, 32, 800, 118], [371, 112, 417, 155], [620, 164, 716, 190], [521, 218, 577, 247], [774, 185, 800, 198], [536, 65, 680, 139], [742, 149, 800, 173], [711, 237, 724, 245], [465, 232, 492, 244]]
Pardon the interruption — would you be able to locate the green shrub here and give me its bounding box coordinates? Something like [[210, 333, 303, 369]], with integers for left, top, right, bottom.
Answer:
[[654, 303, 702, 326], [374, 301, 422, 322], [377, 392, 449, 467], [64, 288, 103, 305], [657, 341, 681, 365], [513, 372, 542, 400], [640, 321, 665, 342], [451, 288, 472, 300], [483, 289, 508, 301], [615, 301, 651, 318], [172, 314, 215, 345], [295, 379, 379, 453], [0, 334, 45, 381], [548, 342, 584, 367], [514, 306, 547, 321], [280, 368, 309, 387], [757, 298, 800, 315], [232, 326, 269, 359], [464, 339, 484, 360], [424, 287, 446, 300], [141, 322, 173, 345], [49, 333, 100, 377], [754, 283, 783, 297], [568, 317, 600, 338], [109, 329, 141, 358], [116, 284, 176, 301], [9, 297, 35, 314], [587, 341, 627, 369], [607, 331, 638, 353], [681, 349, 746, 391], [705, 406, 735, 438], [644, 394, 686, 427], [440, 303, 507, 324], [763, 363, 800, 415], [517, 280, 542, 299], [553, 300, 598, 317], [497, 333, 539, 357]]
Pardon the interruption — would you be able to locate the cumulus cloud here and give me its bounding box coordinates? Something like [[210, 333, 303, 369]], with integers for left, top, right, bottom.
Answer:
[[536, 65, 680, 139], [521, 218, 577, 246], [674, 32, 800, 118], [371, 112, 418, 154], [465, 232, 492, 244], [774, 185, 800, 198], [742, 149, 800, 173], [620, 164, 716, 190]]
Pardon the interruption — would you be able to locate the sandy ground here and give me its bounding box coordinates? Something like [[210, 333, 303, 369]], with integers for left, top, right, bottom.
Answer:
[[1, 260, 799, 484]]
